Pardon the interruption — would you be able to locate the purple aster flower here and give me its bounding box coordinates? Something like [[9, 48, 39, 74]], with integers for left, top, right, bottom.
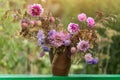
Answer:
[[63, 40, 71, 46], [78, 13, 87, 22], [48, 30, 56, 36], [86, 17, 95, 28], [77, 40, 89, 52], [86, 60, 93, 64], [29, 4, 44, 17], [92, 58, 99, 64], [37, 30, 45, 46], [42, 46, 50, 52], [67, 23, 79, 34], [38, 38, 45, 46], [37, 30, 45, 38], [86, 58, 99, 64]]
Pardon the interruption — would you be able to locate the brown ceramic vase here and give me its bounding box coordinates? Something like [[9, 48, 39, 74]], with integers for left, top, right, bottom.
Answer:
[[49, 49, 71, 76]]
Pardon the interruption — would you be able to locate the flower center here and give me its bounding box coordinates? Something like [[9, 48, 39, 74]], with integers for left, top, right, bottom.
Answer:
[[82, 44, 87, 49], [33, 8, 39, 13], [71, 26, 77, 31]]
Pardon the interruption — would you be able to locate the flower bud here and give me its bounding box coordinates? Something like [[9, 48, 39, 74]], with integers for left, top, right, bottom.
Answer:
[[50, 17, 55, 22], [39, 51, 45, 58], [63, 40, 71, 46], [35, 20, 42, 26], [71, 47, 77, 53], [21, 22, 28, 29], [29, 20, 35, 26], [78, 13, 87, 22]]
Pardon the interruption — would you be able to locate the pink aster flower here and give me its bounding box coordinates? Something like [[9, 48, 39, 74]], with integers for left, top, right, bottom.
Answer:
[[85, 53, 93, 61], [78, 13, 87, 22], [29, 4, 44, 17], [48, 31, 70, 47], [86, 17, 95, 28], [67, 23, 79, 34], [77, 40, 89, 52]]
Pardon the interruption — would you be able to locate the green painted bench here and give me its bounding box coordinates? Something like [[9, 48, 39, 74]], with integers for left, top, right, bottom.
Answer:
[[0, 74, 119, 80]]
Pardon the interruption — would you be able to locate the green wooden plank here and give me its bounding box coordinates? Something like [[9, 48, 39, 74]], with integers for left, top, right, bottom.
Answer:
[[0, 74, 119, 80]]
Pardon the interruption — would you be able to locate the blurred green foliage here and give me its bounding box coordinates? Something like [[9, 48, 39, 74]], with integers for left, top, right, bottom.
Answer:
[[0, 0, 120, 74]]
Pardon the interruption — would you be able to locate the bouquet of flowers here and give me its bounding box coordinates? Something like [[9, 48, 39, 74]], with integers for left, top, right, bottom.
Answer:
[[20, 4, 98, 76]]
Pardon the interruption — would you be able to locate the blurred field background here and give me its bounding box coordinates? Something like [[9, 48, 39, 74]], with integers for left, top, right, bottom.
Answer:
[[0, 0, 120, 74]]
